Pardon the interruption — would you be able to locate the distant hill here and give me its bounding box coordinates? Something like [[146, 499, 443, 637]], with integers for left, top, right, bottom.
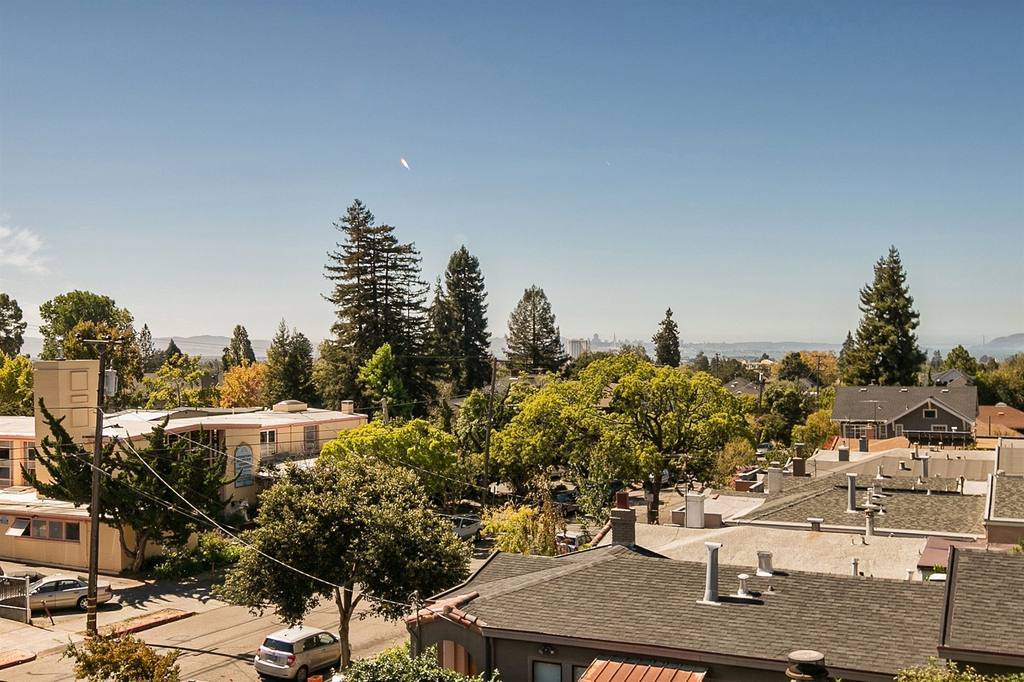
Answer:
[[153, 335, 272, 360]]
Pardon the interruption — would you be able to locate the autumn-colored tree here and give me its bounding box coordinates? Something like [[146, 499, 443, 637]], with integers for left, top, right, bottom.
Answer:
[[219, 361, 267, 408]]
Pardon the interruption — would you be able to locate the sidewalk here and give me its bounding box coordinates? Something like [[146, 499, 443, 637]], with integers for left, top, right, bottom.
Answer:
[[0, 558, 227, 661]]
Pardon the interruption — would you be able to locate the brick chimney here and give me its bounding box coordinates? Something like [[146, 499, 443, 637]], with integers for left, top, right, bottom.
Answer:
[[610, 491, 635, 546]]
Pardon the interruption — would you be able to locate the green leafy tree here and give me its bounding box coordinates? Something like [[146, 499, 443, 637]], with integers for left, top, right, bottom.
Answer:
[[0, 353, 33, 415], [492, 379, 640, 497], [652, 308, 681, 367], [222, 324, 257, 370], [941, 344, 979, 376], [264, 320, 317, 405], [26, 404, 230, 572], [357, 343, 411, 418], [218, 457, 470, 668], [977, 354, 1024, 409], [0, 293, 27, 356], [759, 380, 813, 444], [562, 350, 614, 379], [144, 353, 206, 408], [321, 419, 468, 505], [791, 408, 839, 451], [896, 659, 1024, 681], [346, 645, 495, 682], [138, 324, 164, 372], [929, 349, 943, 371], [505, 285, 566, 372], [483, 498, 564, 556], [320, 199, 431, 409], [64, 633, 181, 682], [39, 291, 144, 404], [840, 247, 926, 385], [777, 352, 812, 381], [613, 364, 748, 522], [453, 381, 537, 455], [689, 351, 710, 372], [428, 246, 491, 392]]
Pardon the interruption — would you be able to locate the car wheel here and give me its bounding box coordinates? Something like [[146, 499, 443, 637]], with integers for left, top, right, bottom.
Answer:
[[77, 596, 88, 611], [294, 665, 308, 682]]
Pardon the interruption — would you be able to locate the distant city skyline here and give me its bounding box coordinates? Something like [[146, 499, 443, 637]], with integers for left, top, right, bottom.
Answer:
[[1, 2, 1021, 345]]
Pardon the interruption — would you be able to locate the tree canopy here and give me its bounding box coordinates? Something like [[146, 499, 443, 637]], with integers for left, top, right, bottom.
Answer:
[[64, 633, 181, 682], [505, 285, 565, 373], [357, 343, 410, 419], [0, 292, 26, 356], [218, 456, 469, 667], [222, 324, 257, 370], [652, 308, 681, 367], [219, 361, 267, 408], [941, 344, 979, 376], [428, 246, 491, 393], [320, 199, 431, 409], [0, 353, 33, 416], [264, 320, 317, 405], [144, 353, 207, 408], [840, 247, 926, 385], [345, 646, 494, 682]]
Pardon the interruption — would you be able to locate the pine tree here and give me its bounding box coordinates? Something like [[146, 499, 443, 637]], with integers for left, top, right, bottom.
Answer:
[[840, 247, 926, 386], [319, 200, 431, 407], [0, 293, 27, 357], [652, 308, 681, 367], [138, 324, 165, 373], [222, 324, 257, 370], [505, 286, 565, 372], [165, 339, 183, 359], [265, 320, 317, 405], [428, 247, 491, 392]]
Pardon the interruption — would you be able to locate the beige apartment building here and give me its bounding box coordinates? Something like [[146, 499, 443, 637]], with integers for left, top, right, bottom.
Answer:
[[0, 360, 367, 572]]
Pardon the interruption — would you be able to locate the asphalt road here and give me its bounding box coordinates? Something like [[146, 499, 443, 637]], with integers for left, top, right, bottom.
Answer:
[[5, 551, 491, 682], [5, 598, 405, 682]]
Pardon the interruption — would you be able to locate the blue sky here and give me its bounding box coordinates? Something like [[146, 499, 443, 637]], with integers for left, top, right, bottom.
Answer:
[[1, 1, 1021, 346]]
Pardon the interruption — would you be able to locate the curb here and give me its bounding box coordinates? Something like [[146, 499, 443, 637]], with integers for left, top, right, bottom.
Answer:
[[0, 650, 37, 670], [98, 609, 195, 637]]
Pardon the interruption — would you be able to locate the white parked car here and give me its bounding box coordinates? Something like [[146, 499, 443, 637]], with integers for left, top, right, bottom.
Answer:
[[29, 574, 113, 611], [440, 514, 482, 541], [254, 625, 342, 681]]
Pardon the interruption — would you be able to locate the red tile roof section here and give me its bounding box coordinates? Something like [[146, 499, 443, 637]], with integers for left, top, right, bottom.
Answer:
[[404, 592, 484, 633], [579, 659, 707, 682]]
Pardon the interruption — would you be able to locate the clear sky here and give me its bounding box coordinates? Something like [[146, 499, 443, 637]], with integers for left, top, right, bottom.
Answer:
[[1, 1, 1021, 346]]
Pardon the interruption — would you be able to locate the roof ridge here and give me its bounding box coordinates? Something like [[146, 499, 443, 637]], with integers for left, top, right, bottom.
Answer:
[[466, 546, 626, 604]]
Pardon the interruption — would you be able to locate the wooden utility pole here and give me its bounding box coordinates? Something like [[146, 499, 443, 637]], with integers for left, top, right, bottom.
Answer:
[[81, 337, 120, 636], [482, 356, 498, 508]]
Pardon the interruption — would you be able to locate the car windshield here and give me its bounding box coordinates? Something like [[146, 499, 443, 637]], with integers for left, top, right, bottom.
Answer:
[[261, 638, 294, 653]]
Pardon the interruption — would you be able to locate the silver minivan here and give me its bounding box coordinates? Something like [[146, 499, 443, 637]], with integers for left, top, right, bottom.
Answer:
[[254, 625, 342, 681]]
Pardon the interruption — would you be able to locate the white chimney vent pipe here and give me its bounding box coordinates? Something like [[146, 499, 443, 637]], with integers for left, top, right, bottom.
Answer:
[[736, 573, 751, 598], [851, 558, 860, 576], [698, 542, 723, 605], [756, 550, 775, 577]]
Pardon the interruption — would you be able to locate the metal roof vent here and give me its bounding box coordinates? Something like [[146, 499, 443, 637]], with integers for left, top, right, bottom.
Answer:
[[900, 388, 908, 392], [941, 388, 950, 393], [272, 400, 308, 413], [756, 550, 775, 577], [735, 573, 752, 598], [786, 650, 828, 681], [859, 387, 868, 392]]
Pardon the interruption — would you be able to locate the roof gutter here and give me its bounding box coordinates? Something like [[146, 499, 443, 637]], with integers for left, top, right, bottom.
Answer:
[[477, 627, 898, 682]]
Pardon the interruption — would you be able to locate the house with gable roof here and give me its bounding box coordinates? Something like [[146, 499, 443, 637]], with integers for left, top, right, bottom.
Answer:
[[831, 386, 977, 444]]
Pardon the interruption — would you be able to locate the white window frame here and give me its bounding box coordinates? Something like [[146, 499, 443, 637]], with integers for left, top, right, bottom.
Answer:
[[894, 424, 904, 437], [0, 440, 11, 486], [931, 424, 948, 432], [259, 430, 277, 457], [923, 408, 938, 420]]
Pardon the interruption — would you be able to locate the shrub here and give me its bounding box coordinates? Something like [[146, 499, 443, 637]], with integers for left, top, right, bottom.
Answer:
[[64, 633, 180, 682], [151, 531, 241, 580]]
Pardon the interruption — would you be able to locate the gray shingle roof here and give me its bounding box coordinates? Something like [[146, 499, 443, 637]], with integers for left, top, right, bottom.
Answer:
[[452, 545, 946, 676], [990, 475, 1024, 520], [942, 548, 1024, 658], [738, 474, 986, 535], [832, 386, 977, 422]]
